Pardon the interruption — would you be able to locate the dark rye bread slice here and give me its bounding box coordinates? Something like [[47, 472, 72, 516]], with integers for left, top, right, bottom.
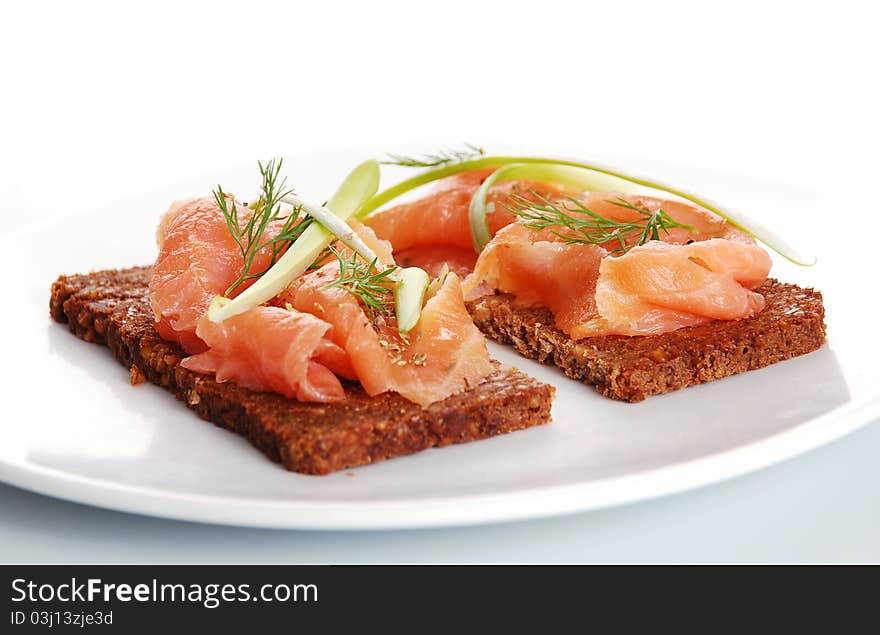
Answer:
[[50, 266, 554, 475], [466, 279, 826, 402]]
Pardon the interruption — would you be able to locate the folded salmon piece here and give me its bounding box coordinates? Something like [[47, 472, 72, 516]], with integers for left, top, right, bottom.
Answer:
[[182, 306, 352, 403], [280, 262, 493, 408], [150, 194, 493, 406], [365, 169, 573, 277], [149, 196, 288, 354], [462, 190, 771, 338]]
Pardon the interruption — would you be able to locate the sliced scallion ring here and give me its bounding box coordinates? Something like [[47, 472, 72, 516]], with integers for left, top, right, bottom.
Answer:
[[394, 267, 431, 334]]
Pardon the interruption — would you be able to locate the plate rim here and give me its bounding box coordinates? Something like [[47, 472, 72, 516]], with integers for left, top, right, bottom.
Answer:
[[2, 391, 877, 530]]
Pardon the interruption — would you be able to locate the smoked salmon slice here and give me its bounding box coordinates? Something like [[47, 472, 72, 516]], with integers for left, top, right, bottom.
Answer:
[[364, 169, 571, 276], [578, 239, 771, 337], [149, 196, 284, 353], [463, 191, 772, 338], [464, 222, 607, 336], [181, 306, 351, 403], [151, 196, 355, 403], [150, 196, 492, 406], [281, 259, 493, 408]]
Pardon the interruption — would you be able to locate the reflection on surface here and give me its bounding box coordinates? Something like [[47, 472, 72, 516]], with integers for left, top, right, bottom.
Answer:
[[490, 342, 853, 479], [25, 313, 855, 504], [26, 321, 159, 464], [35, 319, 296, 488]]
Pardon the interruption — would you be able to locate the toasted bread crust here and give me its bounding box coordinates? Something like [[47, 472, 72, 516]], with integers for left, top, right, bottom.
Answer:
[[50, 266, 554, 475], [466, 280, 826, 402]]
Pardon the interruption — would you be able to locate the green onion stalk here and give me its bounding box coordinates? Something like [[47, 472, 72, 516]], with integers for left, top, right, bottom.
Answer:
[[208, 159, 430, 333], [359, 155, 814, 266]]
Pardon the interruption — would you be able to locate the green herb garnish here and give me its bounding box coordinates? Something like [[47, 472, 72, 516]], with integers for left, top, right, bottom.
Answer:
[[214, 159, 311, 296], [381, 143, 485, 168], [322, 246, 396, 320], [208, 159, 381, 324], [507, 193, 695, 254]]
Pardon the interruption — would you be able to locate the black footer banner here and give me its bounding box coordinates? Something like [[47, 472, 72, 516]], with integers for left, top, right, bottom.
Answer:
[[1, 564, 872, 631]]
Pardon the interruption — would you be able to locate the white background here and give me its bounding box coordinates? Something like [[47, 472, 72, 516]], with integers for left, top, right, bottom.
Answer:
[[2, 1, 878, 561]]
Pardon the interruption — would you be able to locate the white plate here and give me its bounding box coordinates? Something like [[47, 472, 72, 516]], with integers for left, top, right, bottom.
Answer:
[[1, 147, 877, 530]]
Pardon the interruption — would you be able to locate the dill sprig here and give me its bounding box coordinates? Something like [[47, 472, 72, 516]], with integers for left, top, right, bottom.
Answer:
[[322, 246, 396, 319], [506, 193, 695, 254], [381, 143, 485, 168], [214, 159, 312, 296]]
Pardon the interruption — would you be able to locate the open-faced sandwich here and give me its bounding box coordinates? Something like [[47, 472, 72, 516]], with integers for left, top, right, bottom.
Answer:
[[364, 148, 825, 401], [50, 147, 825, 474], [50, 158, 555, 474]]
